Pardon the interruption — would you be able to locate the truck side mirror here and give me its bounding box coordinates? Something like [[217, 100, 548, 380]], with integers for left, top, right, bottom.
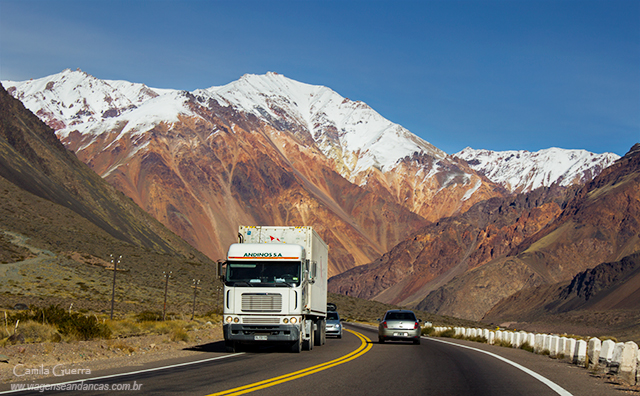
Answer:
[[217, 261, 226, 281]]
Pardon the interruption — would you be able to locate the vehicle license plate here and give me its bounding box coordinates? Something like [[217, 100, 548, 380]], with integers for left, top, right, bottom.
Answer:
[[393, 332, 408, 336], [254, 335, 268, 341]]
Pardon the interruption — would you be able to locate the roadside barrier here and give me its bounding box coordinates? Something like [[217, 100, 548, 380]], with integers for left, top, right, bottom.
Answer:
[[429, 325, 639, 386]]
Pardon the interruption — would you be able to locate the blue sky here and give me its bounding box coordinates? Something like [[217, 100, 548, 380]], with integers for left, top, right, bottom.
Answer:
[[1, 0, 638, 156]]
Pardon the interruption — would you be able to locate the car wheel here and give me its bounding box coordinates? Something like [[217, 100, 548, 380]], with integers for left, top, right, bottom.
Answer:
[[413, 338, 421, 345], [378, 336, 385, 343]]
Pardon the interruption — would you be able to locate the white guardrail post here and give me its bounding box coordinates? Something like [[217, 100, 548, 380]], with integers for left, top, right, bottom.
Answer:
[[619, 341, 638, 385], [574, 339, 588, 367], [432, 326, 637, 385], [587, 337, 601, 370], [600, 339, 616, 369], [564, 338, 576, 362]]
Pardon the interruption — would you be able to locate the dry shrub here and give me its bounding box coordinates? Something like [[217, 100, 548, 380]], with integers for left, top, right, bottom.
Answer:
[[170, 327, 189, 342], [107, 340, 136, 354], [520, 341, 535, 353], [436, 328, 457, 338], [18, 321, 60, 343], [494, 339, 513, 348], [106, 319, 142, 337], [8, 305, 110, 341]]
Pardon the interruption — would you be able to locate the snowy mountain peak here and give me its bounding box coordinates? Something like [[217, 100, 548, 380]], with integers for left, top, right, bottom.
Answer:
[[3, 70, 444, 181], [3, 70, 616, 198], [455, 147, 620, 192], [3, 69, 178, 136], [198, 72, 446, 175]]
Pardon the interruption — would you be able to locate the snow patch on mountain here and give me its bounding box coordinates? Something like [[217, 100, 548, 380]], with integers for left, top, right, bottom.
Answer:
[[455, 147, 620, 192], [3, 69, 618, 195], [195, 72, 446, 178], [3, 70, 444, 185]]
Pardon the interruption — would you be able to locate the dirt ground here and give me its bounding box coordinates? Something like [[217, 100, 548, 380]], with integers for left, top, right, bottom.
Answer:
[[0, 323, 224, 384]]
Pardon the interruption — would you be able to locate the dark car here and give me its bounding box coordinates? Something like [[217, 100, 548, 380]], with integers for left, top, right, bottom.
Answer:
[[378, 309, 421, 344], [326, 310, 342, 338]]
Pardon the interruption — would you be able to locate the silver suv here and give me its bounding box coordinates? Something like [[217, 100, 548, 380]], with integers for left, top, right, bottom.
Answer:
[[378, 310, 421, 344]]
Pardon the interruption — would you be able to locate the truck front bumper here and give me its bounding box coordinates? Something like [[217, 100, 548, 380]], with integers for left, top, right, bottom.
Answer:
[[224, 323, 300, 343]]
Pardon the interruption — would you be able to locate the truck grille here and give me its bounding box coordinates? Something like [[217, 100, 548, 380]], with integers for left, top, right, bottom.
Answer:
[[243, 317, 281, 324], [241, 293, 282, 312]]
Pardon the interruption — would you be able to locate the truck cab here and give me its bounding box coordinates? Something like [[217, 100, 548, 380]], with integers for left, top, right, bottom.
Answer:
[[220, 226, 328, 353]]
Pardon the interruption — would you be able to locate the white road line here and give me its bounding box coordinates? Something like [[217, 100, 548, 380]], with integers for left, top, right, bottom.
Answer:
[[0, 353, 243, 394], [426, 337, 573, 396]]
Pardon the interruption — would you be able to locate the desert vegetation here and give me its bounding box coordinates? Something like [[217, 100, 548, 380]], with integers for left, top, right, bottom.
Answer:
[[1, 305, 223, 347]]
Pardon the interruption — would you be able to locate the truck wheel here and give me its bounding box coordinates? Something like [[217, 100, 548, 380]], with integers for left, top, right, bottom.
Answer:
[[303, 329, 314, 351], [314, 319, 325, 346], [290, 338, 302, 353], [225, 341, 236, 353]]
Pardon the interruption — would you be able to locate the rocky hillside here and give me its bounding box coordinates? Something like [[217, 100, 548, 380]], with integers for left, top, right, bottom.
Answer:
[[328, 185, 570, 306], [416, 144, 640, 320], [0, 83, 220, 313], [331, 143, 639, 321], [483, 251, 640, 340]]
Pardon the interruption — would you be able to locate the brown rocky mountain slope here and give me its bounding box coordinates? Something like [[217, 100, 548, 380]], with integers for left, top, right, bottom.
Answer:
[[4, 71, 507, 277], [483, 251, 640, 341], [328, 185, 570, 306], [416, 143, 640, 320], [0, 85, 205, 259], [69, 101, 429, 276], [0, 84, 220, 313]]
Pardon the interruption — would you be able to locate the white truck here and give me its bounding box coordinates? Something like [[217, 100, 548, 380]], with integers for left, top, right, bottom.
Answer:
[[219, 226, 329, 353]]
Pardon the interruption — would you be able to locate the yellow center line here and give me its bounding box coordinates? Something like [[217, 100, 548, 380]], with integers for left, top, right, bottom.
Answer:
[[209, 329, 373, 396]]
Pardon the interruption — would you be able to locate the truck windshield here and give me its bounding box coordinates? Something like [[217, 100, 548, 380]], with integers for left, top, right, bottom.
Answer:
[[226, 261, 301, 286]]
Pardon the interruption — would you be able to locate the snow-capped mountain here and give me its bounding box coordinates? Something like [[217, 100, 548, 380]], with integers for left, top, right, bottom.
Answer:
[[3, 69, 497, 220], [455, 147, 619, 193], [5, 69, 499, 273], [1, 69, 615, 276], [195, 72, 447, 178], [5, 70, 444, 184]]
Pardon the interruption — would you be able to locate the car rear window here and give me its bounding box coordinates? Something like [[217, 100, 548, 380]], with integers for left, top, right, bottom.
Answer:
[[385, 312, 416, 321], [327, 312, 339, 320]]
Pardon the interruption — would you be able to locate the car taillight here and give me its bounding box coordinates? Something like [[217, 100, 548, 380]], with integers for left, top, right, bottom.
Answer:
[[382, 321, 387, 329], [414, 321, 419, 329]]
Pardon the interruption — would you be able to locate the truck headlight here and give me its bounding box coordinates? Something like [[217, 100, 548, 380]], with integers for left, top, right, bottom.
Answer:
[[226, 316, 233, 323], [283, 318, 289, 324], [290, 317, 297, 324], [233, 317, 240, 323]]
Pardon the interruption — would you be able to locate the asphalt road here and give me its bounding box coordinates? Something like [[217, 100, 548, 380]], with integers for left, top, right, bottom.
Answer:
[[1, 323, 621, 396]]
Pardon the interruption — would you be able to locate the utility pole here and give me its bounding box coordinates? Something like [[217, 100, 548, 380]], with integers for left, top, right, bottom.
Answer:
[[191, 279, 200, 320], [110, 255, 121, 320], [162, 271, 172, 321]]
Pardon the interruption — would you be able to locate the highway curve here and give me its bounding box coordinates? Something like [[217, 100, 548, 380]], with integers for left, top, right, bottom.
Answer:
[[0, 324, 620, 396]]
